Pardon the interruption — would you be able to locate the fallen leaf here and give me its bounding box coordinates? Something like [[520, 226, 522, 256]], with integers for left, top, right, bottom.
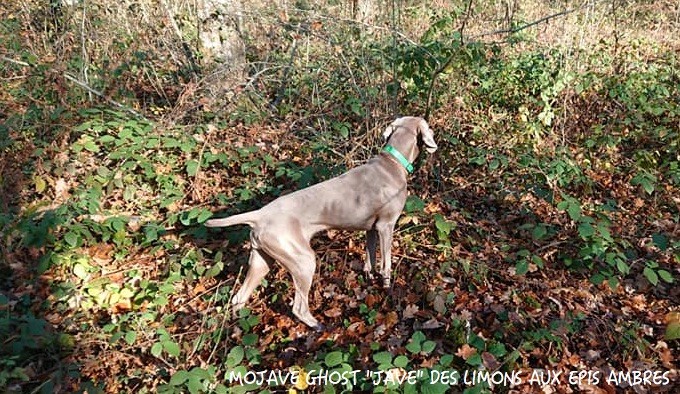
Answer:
[[420, 318, 443, 329], [192, 282, 207, 295], [403, 304, 419, 319], [665, 312, 680, 340], [112, 299, 132, 314], [481, 352, 500, 370], [324, 307, 342, 318], [456, 344, 477, 360], [383, 311, 398, 328]]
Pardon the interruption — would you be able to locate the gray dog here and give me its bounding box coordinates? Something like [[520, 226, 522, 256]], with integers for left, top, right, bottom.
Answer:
[[206, 116, 437, 329]]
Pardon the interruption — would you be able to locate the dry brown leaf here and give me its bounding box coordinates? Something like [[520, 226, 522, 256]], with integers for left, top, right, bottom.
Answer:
[[481, 352, 500, 370], [455, 344, 477, 360], [323, 307, 342, 318], [112, 299, 132, 314], [192, 282, 207, 295], [403, 304, 419, 319]]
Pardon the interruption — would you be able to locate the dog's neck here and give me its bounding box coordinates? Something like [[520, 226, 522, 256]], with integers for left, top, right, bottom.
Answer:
[[383, 145, 414, 174]]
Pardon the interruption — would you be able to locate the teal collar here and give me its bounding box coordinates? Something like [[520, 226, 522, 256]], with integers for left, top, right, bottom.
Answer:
[[383, 145, 414, 174]]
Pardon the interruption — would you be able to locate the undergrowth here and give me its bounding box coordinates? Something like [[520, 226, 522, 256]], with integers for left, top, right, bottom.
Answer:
[[1, 1, 678, 393]]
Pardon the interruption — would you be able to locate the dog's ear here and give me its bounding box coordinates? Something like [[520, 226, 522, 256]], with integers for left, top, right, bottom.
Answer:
[[418, 118, 437, 153], [383, 121, 397, 140]]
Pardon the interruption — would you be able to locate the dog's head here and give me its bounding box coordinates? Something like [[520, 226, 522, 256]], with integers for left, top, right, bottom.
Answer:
[[383, 117, 437, 163]]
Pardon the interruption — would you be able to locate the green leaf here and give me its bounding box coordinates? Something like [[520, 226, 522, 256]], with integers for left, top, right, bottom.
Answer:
[[119, 128, 133, 139], [241, 333, 258, 346], [465, 353, 482, 366], [631, 173, 655, 194], [422, 340, 436, 354], [187, 377, 204, 394], [658, 270, 673, 283], [590, 273, 605, 285], [434, 215, 452, 234], [186, 160, 199, 176], [99, 135, 116, 143], [404, 196, 425, 213], [608, 276, 619, 290], [665, 321, 680, 340], [180, 213, 192, 226], [205, 262, 224, 278], [83, 140, 100, 152], [488, 342, 507, 357], [411, 330, 426, 343], [34, 176, 47, 193], [515, 260, 529, 275], [227, 346, 244, 367], [64, 231, 79, 248], [73, 263, 89, 279], [324, 351, 344, 367], [532, 224, 547, 240], [197, 209, 212, 223], [488, 158, 500, 170], [556, 201, 569, 211], [531, 254, 544, 268], [405, 339, 422, 354], [652, 233, 669, 251], [334, 122, 350, 138], [372, 351, 393, 366], [163, 340, 181, 357], [124, 330, 137, 345], [439, 354, 454, 367], [151, 342, 163, 357], [393, 355, 409, 368], [169, 370, 189, 386], [567, 202, 581, 221], [577, 222, 595, 238], [27, 316, 46, 335], [145, 138, 159, 148], [616, 260, 629, 275], [643, 267, 658, 286]]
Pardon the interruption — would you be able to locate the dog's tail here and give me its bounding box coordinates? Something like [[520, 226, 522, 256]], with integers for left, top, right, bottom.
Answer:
[[204, 210, 261, 228]]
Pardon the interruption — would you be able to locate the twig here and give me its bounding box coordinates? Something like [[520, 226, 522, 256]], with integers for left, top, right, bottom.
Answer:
[[161, 0, 199, 78], [469, 7, 583, 39], [1, 56, 30, 67], [271, 38, 299, 109], [206, 274, 241, 365], [80, 0, 91, 101], [424, 0, 474, 120], [424, 2, 595, 120], [63, 73, 148, 120]]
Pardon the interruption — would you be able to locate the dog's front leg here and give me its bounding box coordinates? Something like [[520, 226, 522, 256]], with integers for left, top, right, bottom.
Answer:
[[364, 229, 377, 279], [376, 221, 396, 288]]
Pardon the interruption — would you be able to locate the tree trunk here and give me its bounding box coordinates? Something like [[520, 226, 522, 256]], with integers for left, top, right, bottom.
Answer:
[[196, 0, 246, 98]]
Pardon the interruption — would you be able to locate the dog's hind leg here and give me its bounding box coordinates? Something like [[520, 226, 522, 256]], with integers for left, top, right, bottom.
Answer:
[[259, 227, 323, 330], [232, 248, 272, 315]]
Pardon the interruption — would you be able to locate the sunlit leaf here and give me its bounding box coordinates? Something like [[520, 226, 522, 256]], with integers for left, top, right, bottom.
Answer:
[[163, 340, 181, 357]]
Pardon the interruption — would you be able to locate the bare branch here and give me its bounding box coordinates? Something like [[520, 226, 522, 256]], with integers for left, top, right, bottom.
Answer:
[[424, 0, 474, 120], [470, 7, 582, 39], [63, 73, 149, 121], [1, 56, 30, 67]]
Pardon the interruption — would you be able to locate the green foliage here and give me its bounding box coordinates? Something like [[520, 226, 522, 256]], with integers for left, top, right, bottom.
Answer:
[[0, 294, 74, 390], [160, 366, 227, 394], [1, 2, 678, 392], [405, 331, 437, 355], [433, 213, 454, 249]]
